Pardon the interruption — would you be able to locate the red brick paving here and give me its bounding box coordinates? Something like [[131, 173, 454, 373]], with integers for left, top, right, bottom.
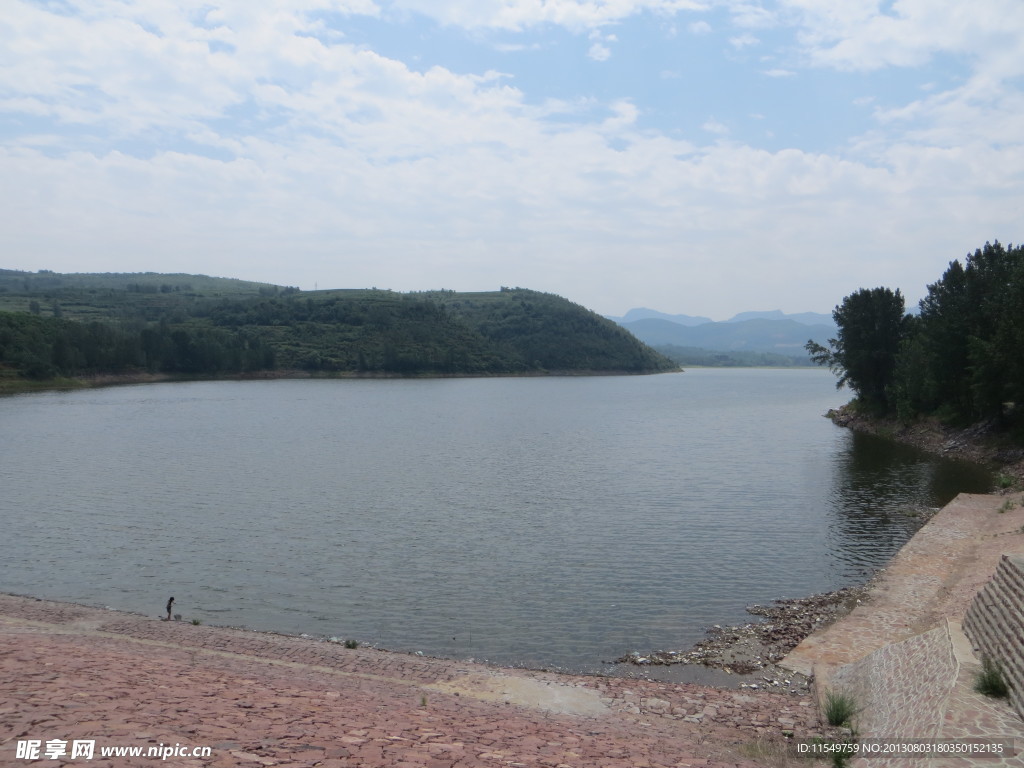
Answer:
[[0, 594, 821, 767]]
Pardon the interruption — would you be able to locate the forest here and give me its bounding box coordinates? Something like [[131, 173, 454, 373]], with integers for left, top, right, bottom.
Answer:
[[807, 241, 1024, 434], [0, 271, 677, 387]]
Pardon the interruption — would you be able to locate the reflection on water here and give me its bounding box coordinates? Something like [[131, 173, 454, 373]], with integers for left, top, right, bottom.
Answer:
[[826, 431, 991, 578], [0, 371, 993, 672]]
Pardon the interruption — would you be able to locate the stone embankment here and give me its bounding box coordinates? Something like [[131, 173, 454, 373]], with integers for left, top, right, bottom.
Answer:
[[963, 553, 1024, 721], [782, 493, 1024, 767]]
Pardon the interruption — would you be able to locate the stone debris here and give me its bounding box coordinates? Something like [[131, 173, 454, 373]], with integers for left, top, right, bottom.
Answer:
[[616, 586, 871, 688]]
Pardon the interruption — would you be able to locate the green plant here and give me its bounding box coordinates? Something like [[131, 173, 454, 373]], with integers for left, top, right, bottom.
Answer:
[[344, 639, 359, 649], [996, 474, 1015, 489], [998, 499, 1017, 514], [974, 656, 1009, 698], [823, 690, 858, 727], [191, 619, 201, 625]]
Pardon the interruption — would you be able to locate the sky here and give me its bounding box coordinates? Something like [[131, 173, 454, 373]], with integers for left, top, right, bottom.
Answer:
[[2, 1, 1023, 320]]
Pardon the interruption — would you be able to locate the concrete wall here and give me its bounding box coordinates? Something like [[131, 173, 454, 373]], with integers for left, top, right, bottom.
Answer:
[[963, 554, 1024, 721]]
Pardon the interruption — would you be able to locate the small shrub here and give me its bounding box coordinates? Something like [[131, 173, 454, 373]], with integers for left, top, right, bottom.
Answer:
[[996, 474, 1015, 489], [998, 499, 1016, 514], [344, 639, 359, 649], [823, 690, 858, 727], [975, 656, 1009, 698], [191, 619, 201, 625]]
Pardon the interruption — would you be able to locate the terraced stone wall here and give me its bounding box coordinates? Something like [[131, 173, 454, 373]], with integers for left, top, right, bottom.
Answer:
[[963, 553, 1024, 721]]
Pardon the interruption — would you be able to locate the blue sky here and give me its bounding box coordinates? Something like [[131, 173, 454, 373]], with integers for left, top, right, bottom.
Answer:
[[2, 1, 1023, 319]]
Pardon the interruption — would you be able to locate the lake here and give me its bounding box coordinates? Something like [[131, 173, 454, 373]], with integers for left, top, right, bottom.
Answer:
[[0, 369, 992, 674]]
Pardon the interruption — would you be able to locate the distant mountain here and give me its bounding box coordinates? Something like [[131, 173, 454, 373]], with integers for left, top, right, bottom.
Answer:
[[603, 308, 714, 326], [618, 317, 835, 357], [608, 307, 835, 330], [724, 310, 834, 326]]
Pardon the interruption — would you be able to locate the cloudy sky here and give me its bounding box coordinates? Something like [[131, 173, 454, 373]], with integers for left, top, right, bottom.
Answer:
[[2, 1, 1022, 319]]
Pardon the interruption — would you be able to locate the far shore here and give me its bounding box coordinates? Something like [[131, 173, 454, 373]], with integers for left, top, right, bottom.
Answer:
[[0, 366, 683, 396]]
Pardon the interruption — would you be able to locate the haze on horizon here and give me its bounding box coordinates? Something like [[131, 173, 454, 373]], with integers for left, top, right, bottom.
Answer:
[[2, 1, 1022, 322]]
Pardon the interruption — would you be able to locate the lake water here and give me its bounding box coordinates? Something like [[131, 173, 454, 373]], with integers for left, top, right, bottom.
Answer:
[[0, 369, 993, 674]]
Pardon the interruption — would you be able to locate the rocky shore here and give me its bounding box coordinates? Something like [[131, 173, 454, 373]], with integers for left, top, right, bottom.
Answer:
[[827, 403, 1024, 486], [616, 585, 871, 692]]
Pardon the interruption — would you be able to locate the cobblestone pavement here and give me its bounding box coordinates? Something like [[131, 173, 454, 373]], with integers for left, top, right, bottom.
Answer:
[[0, 594, 822, 767]]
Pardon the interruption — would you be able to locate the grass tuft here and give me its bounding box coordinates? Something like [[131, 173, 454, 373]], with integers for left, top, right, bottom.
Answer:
[[344, 639, 359, 649], [823, 690, 858, 727], [975, 656, 1009, 698]]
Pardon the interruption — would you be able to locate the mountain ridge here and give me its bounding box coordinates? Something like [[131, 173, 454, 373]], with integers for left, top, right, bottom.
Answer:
[[605, 308, 837, 367]]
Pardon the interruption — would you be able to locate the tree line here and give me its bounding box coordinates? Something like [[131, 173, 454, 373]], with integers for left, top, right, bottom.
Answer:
[[0, 281, 676, 382], [807, 241, 1024, 430], [0, 313, 275, 379]]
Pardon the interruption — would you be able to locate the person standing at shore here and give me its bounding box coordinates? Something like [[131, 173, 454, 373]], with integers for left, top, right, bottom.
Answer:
[[165, 596, 174, 621]]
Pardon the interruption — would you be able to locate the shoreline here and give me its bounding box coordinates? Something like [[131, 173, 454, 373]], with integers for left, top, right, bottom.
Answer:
[[827, 402, 1024, 485], [615, 584, 874, 692], [0, 591, 829, 767], [0, 580, 866, 695], [0, 366, 682, 396], [5, 493, 1021, 765]]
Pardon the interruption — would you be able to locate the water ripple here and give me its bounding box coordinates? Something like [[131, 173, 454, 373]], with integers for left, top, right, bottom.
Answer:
[[0, 371, 991, 672]]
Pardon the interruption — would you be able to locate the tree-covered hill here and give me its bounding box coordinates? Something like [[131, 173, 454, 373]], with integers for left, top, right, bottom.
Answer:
[[0, 271, 676, 386]]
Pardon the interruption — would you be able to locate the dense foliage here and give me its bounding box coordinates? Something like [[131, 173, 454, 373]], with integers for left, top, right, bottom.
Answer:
[[807, 241, 1024, 427], [0, 271, 676, 384], [805, 287, 908, 413]]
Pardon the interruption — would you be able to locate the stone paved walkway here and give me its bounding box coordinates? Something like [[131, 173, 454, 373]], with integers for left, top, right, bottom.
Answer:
[[783, 493, 1024, 686], [1, 594, 820, 767]]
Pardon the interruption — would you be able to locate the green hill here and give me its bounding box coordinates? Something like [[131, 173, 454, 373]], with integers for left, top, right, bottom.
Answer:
[[0, 271, 676, 388]]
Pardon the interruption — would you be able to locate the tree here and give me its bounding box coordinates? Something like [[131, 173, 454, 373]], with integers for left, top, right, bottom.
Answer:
[[806, 287, 908, 413], [901, 242, 1023, 421]]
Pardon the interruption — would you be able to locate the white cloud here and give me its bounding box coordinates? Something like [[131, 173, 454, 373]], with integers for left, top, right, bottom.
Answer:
[[383, 0, 709, 32], [688, 20, 711, 34], [729, 33, 759, 48], [587, 29, 617, 60], [1, 0, 1022, 317], [724, 2, 778, 29], [762, 68, 794, 77], [782, 0, 1024, 76]]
